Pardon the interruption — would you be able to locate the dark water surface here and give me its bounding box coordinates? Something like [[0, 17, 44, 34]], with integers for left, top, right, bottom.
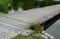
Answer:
[[46, 19, 60, 39]]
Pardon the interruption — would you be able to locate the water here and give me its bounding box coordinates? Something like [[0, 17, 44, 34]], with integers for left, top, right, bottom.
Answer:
[[46, 19, 60, 39]]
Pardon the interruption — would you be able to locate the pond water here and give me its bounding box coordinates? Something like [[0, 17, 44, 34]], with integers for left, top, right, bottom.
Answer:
[[46, 19, 60, 39]]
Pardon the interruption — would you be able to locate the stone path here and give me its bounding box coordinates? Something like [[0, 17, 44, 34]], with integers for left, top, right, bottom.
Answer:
[[0, 23, 33, 39]]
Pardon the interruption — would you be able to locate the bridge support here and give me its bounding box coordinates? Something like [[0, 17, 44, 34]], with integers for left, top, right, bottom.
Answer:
[[41, 13, 60, 30]]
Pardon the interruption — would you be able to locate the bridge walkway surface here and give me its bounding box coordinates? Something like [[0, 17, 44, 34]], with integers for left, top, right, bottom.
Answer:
[[0, 4, 60, 39]]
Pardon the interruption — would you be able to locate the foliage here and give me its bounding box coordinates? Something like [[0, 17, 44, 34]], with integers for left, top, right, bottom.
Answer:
[[0, 0, 35, 13], [11, 34, 29, 39], [0, 0, 60, 13], [0, 0, 12, 13], [35, 0, 60, 7], [30, 22, 44, 39], [0, 0, 12, 5], [30, 22, 44, 33], [29, 23, 36, 30], [11, 22, 44, 39], [12, 0, 35, 10], [40, 0, 55, 7]]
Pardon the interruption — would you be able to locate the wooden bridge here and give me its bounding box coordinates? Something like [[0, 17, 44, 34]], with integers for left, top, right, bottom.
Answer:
[[0, 4, 60, 39]]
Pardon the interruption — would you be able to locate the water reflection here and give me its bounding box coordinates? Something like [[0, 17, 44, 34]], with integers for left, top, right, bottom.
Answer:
[[46, 19, 60, 39]]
